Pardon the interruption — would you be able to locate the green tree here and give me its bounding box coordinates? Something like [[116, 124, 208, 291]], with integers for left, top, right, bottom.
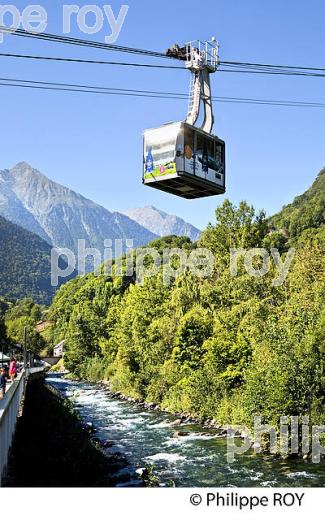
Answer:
[[6, 316, 46, 354]]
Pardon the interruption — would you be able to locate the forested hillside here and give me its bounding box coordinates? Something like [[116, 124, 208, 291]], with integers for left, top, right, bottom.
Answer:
[[270, 167, 325, 238], [48, 170, 325, 427], [0, 298, 9, 351], [0, 297, 47, 355], [0, 216, 74, 304]]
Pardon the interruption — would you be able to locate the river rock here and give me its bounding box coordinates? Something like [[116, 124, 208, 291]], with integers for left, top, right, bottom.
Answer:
[[203, 419, 215, 428], [174, 431, 190, 438], [102, 440, 115, 448], [203, 419, 221, 429], [143, 402, 155, 410], [170, 419, 182, 426], [85, 422, 96, 433]]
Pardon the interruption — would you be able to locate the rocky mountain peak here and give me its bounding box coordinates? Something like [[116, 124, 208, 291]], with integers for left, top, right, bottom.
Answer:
[[124, 206, 201, 242]]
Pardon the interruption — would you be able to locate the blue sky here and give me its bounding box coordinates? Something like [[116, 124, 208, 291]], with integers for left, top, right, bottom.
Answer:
[[0, 0, 324, 229]]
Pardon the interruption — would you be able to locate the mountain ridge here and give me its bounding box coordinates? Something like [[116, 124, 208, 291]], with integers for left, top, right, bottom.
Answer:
[[124, 205, 201, 242], [0, 162, 158, 260]]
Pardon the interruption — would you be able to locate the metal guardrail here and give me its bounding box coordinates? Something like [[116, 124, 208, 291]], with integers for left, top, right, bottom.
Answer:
[[0, 367, 44, 485]]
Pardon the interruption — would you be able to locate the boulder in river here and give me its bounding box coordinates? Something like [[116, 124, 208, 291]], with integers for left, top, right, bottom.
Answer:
[[84, 422, 96, 433], [170, 419, 182, 426], [102, 440, 115, 448], [174, 431, 190, 438], [203, 419, 221, 429]]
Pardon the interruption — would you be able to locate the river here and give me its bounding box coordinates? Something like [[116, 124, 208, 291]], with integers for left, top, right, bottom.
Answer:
[[47, 374, 325, 487]]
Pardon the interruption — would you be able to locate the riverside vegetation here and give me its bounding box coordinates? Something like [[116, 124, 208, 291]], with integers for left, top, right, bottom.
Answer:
[[47, 169, 325, 433]]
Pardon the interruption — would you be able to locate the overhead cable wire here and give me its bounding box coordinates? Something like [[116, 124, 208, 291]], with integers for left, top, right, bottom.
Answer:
[[0, 50, 324, 77], [220, 60, 325, 73], [0, 26, 169, 58], [1, 26, 325, 76], [0, 51, 184, 69], [0, 76, 324, 107]]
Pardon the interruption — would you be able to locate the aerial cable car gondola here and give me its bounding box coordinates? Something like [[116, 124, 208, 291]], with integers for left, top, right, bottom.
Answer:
[[143, 39, 226, 199]]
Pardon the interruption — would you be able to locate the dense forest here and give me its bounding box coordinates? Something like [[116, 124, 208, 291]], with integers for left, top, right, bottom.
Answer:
[[270, 167, 325, 238], [0, 216, 75, 305], [46, 169, 325, 428], [0, 297, 47, 355]]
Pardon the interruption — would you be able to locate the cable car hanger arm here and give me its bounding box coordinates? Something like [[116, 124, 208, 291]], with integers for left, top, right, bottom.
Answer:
[[166, 40, 219, 134]]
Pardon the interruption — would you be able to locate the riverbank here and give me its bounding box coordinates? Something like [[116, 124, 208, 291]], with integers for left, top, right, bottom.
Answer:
[[62, 371, 229, 433], [86, 377, 323, 463], [98, 379, 229, 433], [3, 377, 143, 487], [46, 374, 325, 487]]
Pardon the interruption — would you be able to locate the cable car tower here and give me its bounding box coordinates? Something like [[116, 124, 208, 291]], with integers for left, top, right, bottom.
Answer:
[[143, 39, 225, 199]]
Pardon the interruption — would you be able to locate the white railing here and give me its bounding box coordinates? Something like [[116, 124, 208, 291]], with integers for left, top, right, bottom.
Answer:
[[0, 371, 25, 485], [185, 40, 220, 72], [0, 367, 44, 485]]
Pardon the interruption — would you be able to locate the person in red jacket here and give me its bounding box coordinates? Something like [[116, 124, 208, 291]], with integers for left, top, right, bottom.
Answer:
[[9, 357, 17, 383]]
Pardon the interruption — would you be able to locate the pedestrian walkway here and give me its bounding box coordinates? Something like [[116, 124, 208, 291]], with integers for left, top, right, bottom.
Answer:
[[0, 367, 44, 485]]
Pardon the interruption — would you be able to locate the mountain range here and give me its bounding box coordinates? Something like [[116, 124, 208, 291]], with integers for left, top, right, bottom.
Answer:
[[0, 162, 158, 257], [124, 206, 201, 241], [0, 163, 201, 258], [0, 162, 201, 302]]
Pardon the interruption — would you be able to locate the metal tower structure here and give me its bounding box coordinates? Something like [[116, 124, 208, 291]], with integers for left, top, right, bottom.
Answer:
[[167, 39, 219, 134], [185, 40, 219, 134]]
